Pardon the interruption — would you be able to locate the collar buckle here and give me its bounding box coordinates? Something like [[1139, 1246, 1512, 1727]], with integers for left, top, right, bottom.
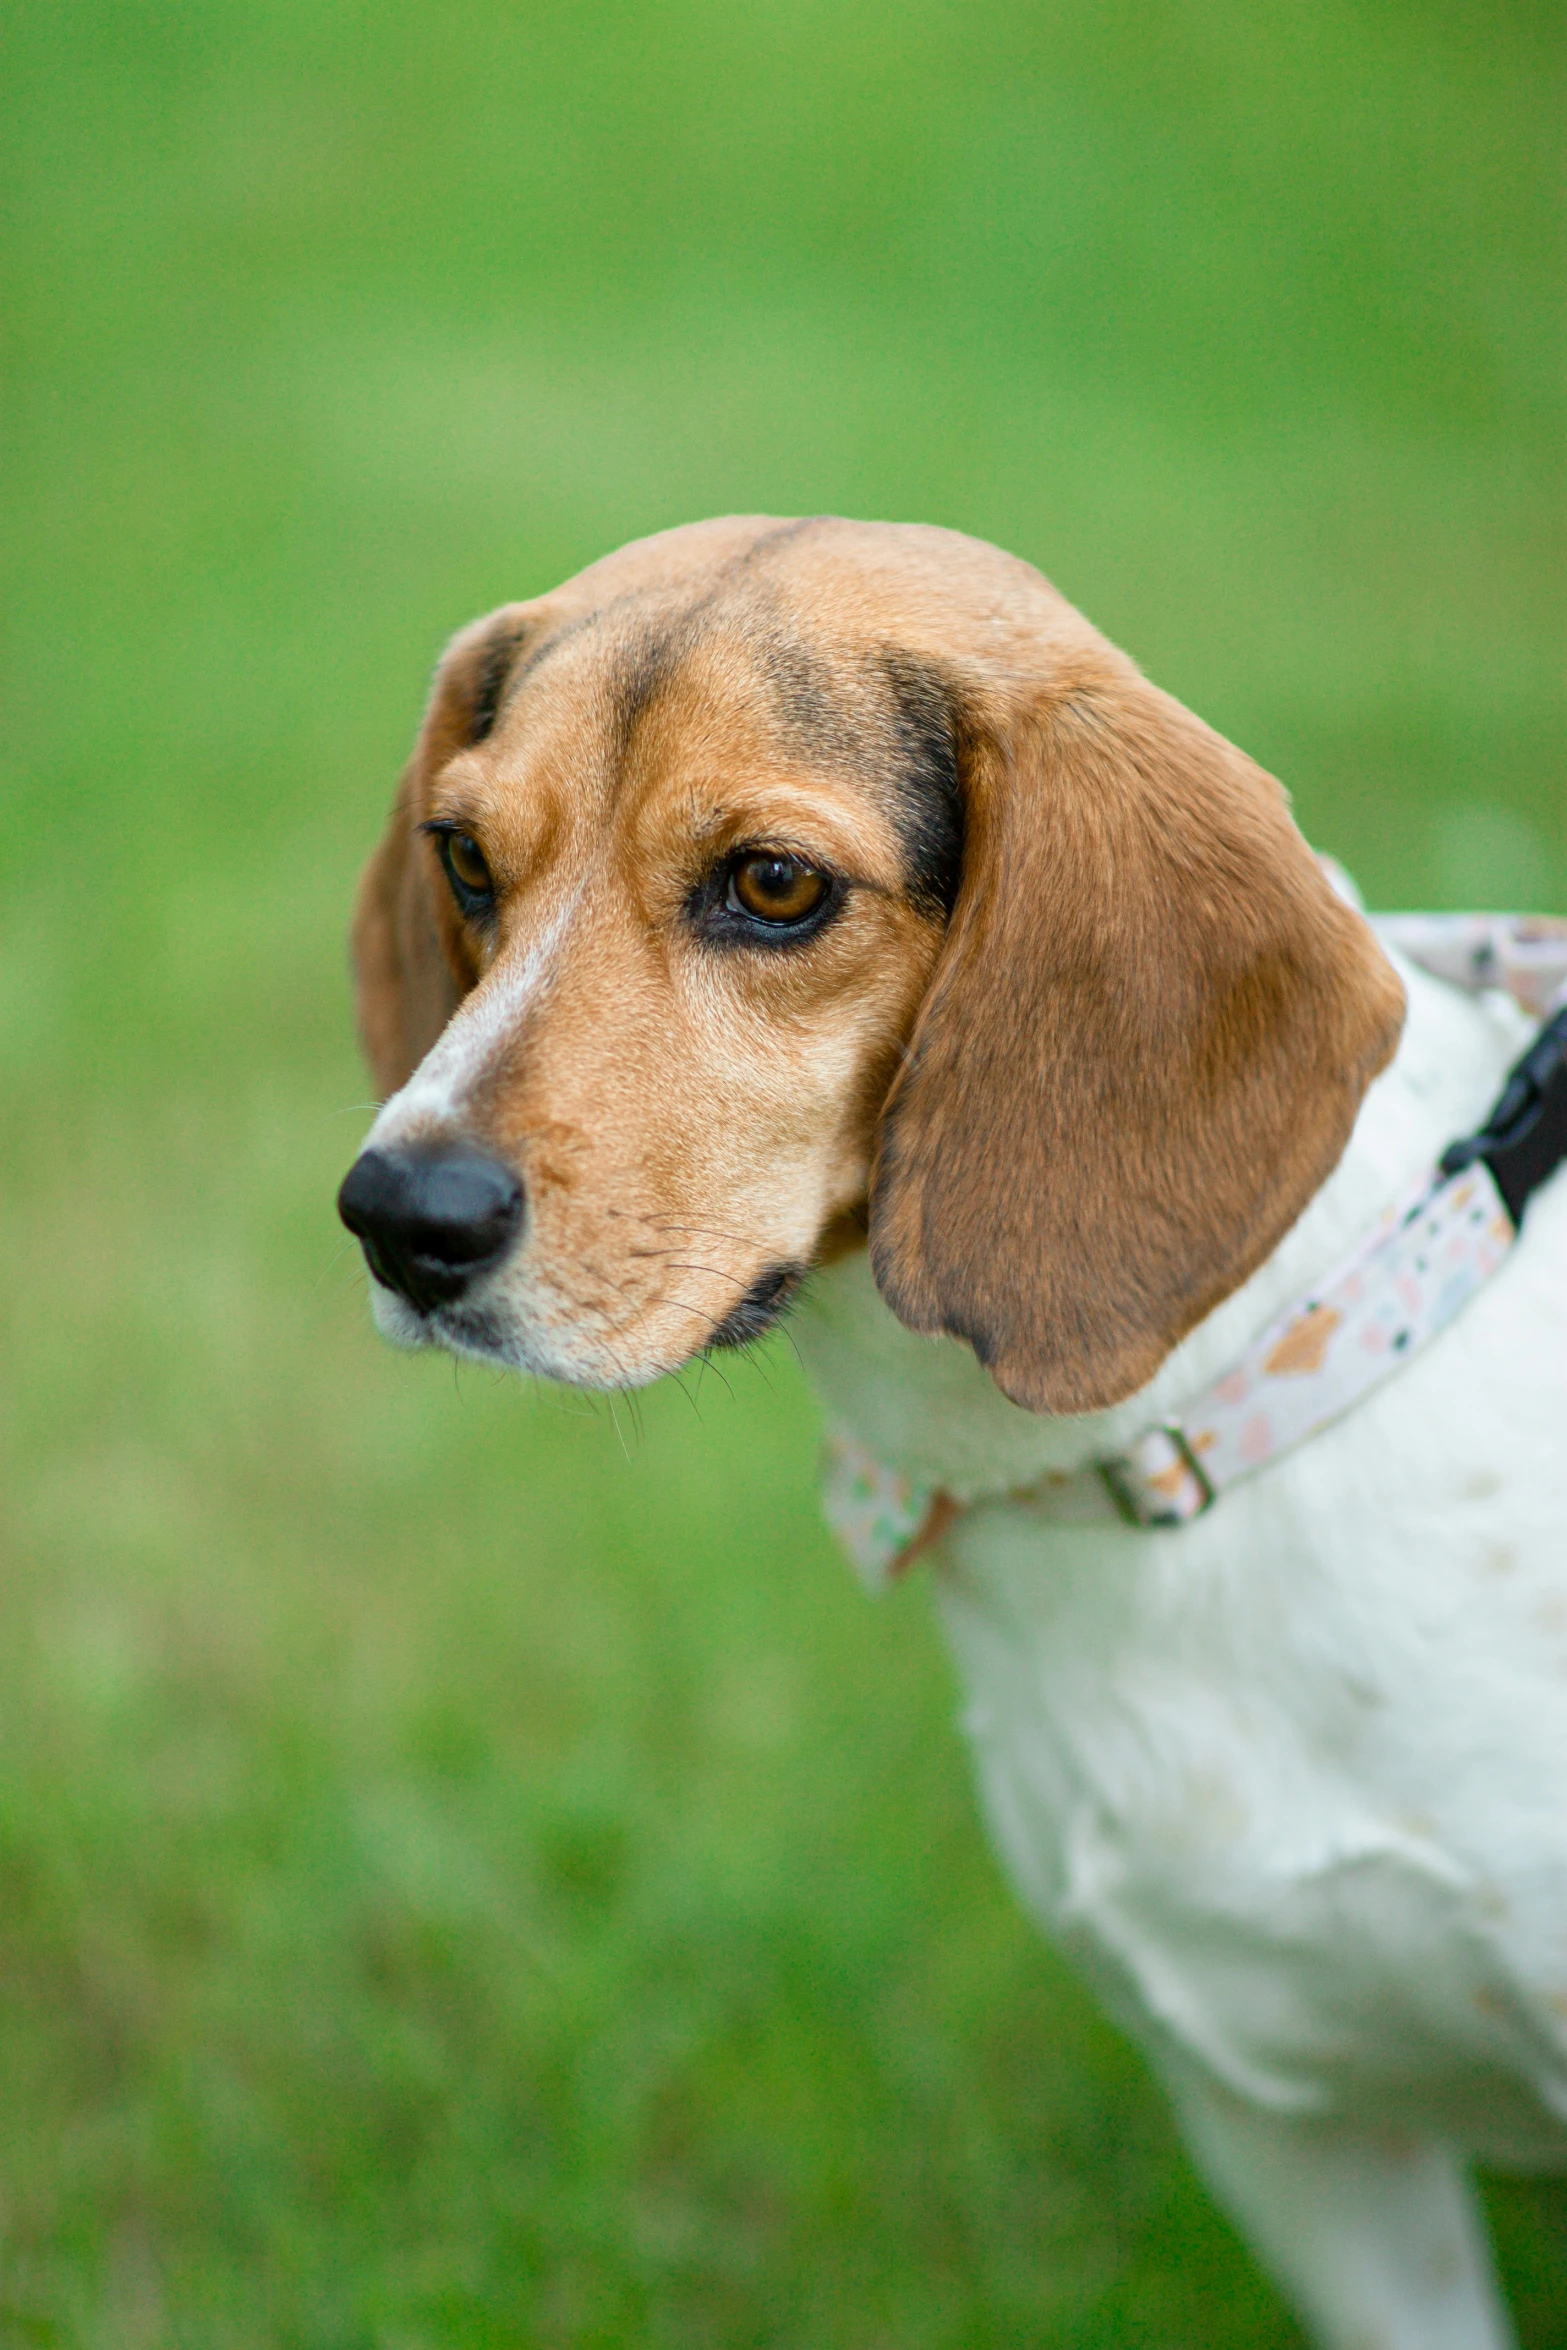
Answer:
[[1101, 1425, 1215, 1528]]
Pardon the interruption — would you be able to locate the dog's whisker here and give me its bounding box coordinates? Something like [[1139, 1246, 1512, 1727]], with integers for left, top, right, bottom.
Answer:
[[661, 1294, 734, 1332], [643, 1220, 763, 1250], [313, 1234, 363, 1292], [603, 1389, 633, 1462], [694, 1349, 736, 1404]]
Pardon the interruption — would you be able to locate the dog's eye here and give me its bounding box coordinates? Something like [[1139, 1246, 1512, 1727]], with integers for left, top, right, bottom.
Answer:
[[727, 854, 828, 926], [445, 832, 491, 893], [429, 827, 495, 914]]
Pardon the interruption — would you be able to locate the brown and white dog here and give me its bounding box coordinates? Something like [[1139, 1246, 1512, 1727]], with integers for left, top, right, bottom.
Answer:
[[340, 519, 1567, 2349]]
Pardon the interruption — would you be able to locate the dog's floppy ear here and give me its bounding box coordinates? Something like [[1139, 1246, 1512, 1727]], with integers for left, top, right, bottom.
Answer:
[[350, 604, 537, 1098], [868, 648, 1406, 1416], [349, 757, 462, 1099]]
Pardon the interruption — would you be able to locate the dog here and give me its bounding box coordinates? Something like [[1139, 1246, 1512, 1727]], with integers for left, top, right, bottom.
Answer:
[[338, 518, 1567, 2348]]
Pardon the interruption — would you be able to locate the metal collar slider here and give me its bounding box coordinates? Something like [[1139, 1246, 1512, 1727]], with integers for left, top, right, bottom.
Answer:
[[1102, 1425, 1216, 1527]]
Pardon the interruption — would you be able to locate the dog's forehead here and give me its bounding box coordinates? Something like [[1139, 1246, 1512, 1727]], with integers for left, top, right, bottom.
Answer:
[[481, 517, 1080, 775], [484, 587, 914, 804]]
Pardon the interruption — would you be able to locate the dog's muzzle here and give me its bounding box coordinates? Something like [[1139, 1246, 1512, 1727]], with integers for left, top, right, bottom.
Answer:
[[338, 1145, 524, 1314]]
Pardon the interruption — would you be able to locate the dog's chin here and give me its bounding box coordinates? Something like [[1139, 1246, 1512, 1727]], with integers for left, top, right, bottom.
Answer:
[[365, 1276, 683, 1389], [366, 1281, 520, 1367], [367, 1279, 556, 1374]]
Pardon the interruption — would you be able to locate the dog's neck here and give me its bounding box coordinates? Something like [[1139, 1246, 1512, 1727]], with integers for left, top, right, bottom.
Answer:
[[792, 954, 1537, 1505]]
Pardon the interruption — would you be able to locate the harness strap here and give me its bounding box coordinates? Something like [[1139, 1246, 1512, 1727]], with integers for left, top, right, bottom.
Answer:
[[822, 912, 1567, 1579]]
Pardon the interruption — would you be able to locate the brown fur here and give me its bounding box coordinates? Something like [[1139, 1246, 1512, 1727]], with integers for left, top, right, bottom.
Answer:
[[350, 518, 1404, 1410]]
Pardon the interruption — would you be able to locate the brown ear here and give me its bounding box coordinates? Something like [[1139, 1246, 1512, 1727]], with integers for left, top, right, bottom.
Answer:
[[349, 758, 462, 1098], [349, 604, 539, 1098], [868, 651, 1406, 1415]]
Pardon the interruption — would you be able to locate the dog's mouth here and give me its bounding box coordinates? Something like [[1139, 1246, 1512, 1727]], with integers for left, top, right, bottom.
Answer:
[[704, 1260, 809, 1351], [428, 1299, 511, 1355]]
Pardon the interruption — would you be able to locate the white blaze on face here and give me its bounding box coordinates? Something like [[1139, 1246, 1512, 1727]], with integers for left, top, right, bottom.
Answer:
[[367, 879, 588, 1151]]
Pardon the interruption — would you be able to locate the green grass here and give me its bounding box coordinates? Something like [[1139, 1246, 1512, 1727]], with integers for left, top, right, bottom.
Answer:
[[1, 1, 1564, 2341]]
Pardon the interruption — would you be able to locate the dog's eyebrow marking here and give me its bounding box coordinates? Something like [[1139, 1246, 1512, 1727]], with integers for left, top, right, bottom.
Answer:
[[510, 604, 697, 758], [614, 625, 687, 752], [505, 606, 616, 698], [755, 632, 866, 767], [879, 650, 964, 922], [468, 621, 531, 744]]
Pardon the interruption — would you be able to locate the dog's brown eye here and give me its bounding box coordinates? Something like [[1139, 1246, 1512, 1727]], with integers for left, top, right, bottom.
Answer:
[[445, 832, 491, 895], [728, 854, 828, 926], [428, 824, 496, 914]]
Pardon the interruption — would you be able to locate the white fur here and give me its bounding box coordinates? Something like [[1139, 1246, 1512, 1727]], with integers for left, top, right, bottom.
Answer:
[[793, 952, 1567, 2349], [373, 882, 586, 1137]]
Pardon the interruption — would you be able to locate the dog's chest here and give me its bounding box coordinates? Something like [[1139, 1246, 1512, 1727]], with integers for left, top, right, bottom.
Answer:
[[928, 1464, 1567, 2146]]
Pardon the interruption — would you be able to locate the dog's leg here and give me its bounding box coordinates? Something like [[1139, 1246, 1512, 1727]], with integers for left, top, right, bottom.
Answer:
[[1163, 2066, 1514, 2350]]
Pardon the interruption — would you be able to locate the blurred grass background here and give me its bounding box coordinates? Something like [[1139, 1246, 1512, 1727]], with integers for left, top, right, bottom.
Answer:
[[1, 1, 1564, 2342]]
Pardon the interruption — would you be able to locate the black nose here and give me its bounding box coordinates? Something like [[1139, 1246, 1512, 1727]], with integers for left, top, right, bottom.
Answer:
[[337, 1146, 524, 1312]]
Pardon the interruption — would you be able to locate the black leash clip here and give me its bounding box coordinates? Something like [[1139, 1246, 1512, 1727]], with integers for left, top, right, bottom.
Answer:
[[1440, 1004, 1567, 1230]]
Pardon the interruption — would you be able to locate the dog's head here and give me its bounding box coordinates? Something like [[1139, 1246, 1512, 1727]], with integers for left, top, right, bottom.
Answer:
[[339, 517, 1403, 1414]]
